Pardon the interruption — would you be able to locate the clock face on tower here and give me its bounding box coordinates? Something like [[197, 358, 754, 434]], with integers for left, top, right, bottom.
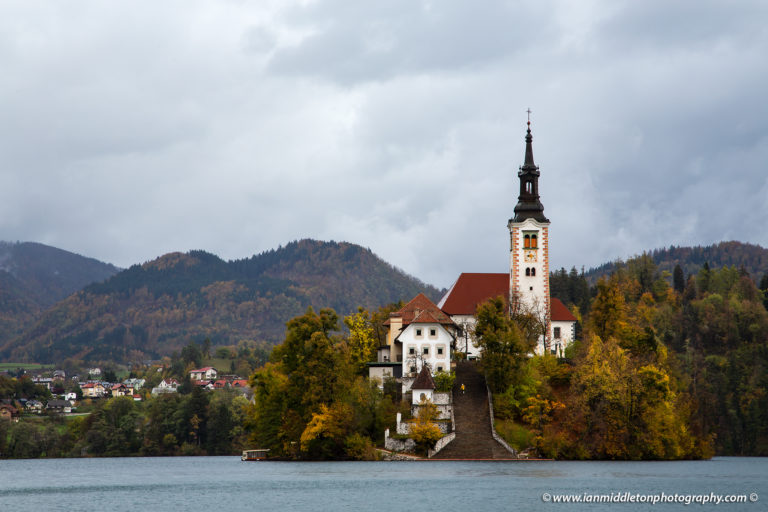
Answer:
[[525, 251, 537, 263]]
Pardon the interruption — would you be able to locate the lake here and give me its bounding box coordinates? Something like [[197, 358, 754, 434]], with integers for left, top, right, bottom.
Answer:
[[0, 456, 765, 511]]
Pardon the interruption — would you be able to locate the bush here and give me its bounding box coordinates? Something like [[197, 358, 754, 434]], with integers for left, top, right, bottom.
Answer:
[[494, 419, 535, 451], [433, 371, 455, 392], [345, 433, 378, 460]]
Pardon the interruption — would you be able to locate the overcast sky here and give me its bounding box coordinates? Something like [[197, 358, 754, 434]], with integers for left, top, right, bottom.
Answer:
[[1, 1, 767, 289]]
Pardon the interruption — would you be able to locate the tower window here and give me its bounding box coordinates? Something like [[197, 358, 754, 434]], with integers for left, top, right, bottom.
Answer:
[[531, 268, 536, 277], [526, 181, 532, 193], [525, 268, 531, 276], [524, 235, 531, 248], [531, 234, 537, 248]]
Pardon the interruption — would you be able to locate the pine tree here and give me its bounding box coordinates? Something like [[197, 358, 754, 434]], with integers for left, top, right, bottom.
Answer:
[[673, 264, 685, 294]]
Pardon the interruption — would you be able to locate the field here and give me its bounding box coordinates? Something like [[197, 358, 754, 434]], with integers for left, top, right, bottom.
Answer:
[[0, 362, 53, 371]]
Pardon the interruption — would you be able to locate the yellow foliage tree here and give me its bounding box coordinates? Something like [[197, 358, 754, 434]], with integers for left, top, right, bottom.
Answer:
[[409, 399, 442, 453], [344, 308, 378, 373]]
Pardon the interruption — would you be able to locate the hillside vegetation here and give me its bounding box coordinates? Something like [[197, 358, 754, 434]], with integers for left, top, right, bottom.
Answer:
[[493, 254, 768, 457], [584, 241, 768, 284], [0, 242, 119, 343], [1, 240, 441, 364]]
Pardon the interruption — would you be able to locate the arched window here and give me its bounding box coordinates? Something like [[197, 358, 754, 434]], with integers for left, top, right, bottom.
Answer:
[[531, 234, 537, 248], [524, 235, 531, 248], [526, 181, 532, 194], [525, 268, 531, 276], [531, 268, 536, 276]]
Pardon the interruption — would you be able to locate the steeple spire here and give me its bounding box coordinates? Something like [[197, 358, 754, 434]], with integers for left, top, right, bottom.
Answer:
[[511, 114, 549, 223]]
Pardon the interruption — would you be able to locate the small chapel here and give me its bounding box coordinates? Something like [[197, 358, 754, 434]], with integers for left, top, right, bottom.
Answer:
[[371, 119, 577, 387]]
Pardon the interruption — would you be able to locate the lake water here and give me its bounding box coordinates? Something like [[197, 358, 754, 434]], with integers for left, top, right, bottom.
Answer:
[[0, 456, 766, 511]]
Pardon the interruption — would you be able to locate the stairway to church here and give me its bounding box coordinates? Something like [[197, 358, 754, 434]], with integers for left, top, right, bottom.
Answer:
[[430, 361, 515, 459]]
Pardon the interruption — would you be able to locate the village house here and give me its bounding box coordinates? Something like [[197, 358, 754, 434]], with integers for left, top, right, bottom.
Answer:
[[25, 400, 43, 414], [81, 382, 106, 398], [45, 399, 72, 414], [189, 367, 218, 381], [124, 378, 145, 390], [0, 403, 20, 422], [151, 378, 179, 396], [111, 383, 128, 397]]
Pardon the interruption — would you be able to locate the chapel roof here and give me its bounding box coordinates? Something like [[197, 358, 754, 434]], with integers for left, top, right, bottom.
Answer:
[[550, 297, 577, 322], [411, 365, 436, 390]]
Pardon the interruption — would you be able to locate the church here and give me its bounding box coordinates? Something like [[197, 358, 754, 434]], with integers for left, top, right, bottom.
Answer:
[[371, 119, 577, 385]]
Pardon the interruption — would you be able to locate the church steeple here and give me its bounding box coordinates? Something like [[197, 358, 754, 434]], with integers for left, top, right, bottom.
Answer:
[[512, 118, 549, 223]]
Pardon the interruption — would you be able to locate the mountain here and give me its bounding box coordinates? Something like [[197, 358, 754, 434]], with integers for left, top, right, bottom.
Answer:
[[0, 242, 120, 343], [583, 241, 768, 283], [1, 239, 442, 364]]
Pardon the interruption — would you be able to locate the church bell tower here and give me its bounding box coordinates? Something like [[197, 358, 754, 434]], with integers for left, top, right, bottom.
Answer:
[[508, 116, 550, 349]]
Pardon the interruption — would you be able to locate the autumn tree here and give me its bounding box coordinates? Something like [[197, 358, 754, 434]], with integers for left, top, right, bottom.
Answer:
[[344, 308, 378, 374]]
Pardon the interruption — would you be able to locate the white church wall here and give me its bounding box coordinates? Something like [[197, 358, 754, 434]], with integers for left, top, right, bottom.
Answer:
[[450, 314, 482, 359]]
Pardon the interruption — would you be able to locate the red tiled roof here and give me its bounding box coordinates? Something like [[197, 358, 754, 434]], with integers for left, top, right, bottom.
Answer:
[[232, 380, 249, 388], [411, 366, 436, 390], [411, 309, 446, 324], [550, 297, 577, 322], [438, 273, 508, 315], [385, 293, 454, 326], [439, 273, 577, 323]]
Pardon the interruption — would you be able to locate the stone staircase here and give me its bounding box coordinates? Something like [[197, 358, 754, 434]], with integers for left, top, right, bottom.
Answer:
[[431, 361, 515, 459]]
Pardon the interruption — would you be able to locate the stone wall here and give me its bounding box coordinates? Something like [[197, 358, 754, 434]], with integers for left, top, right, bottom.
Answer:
[[487, 384, 518, 457]]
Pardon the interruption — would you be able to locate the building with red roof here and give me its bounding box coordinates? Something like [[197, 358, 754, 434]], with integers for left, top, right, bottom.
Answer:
[[381, 293, 457, 386], [189, 367, 218, 381]]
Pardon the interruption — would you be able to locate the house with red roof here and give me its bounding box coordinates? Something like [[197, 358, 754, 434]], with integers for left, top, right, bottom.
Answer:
[[81, 382, 106, 398], [381, 293, 457, 389], [111, 383, 128, 397], [189, 367, 218, 381]]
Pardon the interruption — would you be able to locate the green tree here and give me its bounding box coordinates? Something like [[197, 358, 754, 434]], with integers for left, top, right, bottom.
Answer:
[[475, 296, 536, 394], [673, 264, 685, 294]]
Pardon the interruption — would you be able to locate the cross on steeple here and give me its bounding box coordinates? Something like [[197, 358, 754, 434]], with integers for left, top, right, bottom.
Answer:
[[526, 108, 532, 125]]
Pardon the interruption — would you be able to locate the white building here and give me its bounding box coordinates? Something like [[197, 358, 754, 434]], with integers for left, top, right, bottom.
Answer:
[[382, 293, 457, 391], [189, 367, 218, 381]]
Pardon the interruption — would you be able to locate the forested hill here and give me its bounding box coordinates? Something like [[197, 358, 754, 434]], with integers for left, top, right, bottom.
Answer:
[[0, 242, 120, 344], [1, 239, 442, 364], [584, 241, 768, 283]]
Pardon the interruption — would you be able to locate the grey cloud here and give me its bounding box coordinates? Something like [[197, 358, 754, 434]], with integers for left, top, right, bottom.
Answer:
[[267, 0, 555, 84], [1, 0, 767, 287]]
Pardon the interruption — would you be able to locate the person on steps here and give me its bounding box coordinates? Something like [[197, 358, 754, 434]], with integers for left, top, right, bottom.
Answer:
[[460, 383, 465, 395]]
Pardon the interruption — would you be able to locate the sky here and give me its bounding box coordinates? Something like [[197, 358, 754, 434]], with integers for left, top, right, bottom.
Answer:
[[1, 1, 767, 289]]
